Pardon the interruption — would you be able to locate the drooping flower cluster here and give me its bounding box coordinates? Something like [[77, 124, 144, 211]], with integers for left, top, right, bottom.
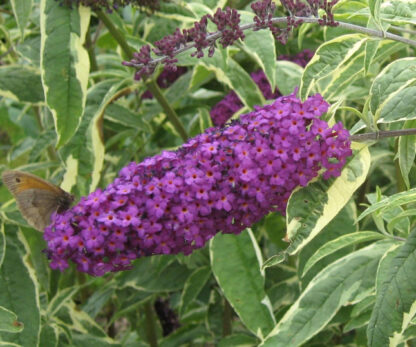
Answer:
[[128, 7, 244, 78], [210, 49, 314, 126], [124, 0, 339, 78], [44, 92, 352, 276]]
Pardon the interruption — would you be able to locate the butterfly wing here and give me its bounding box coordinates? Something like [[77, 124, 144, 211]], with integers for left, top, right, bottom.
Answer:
[[2, 170, 63, 195], [14, 188, 61, 231], [2, 170, 69, 231]]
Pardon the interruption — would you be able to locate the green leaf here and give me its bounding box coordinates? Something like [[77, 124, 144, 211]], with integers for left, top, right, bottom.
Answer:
[[275, 61, 303, 96], [366, 192, 410, 235], [375, 244, 401, 292], [262, 252, 286, 270], [286, 142, 371, 255], [264, 270, 299, 304], [0, 341, 24, 346], [47, 287, 79, 318], [160, 324, 209, 347], [39, 324, 59, 347], [343, 1, 416, 25], [19, 227, 50, 293], [344, 295, 375, 332], [331, 1, 369, 26], [261, 240, 395, 347], [358, 188, 416, 222], [0, 66, 44, 103], [156, 1, 200, 23], [186, 2, 212, 18], [207, 290, 226, 336], [189, 65, 214, 91], [105, 104, 151, 132], [387, 209, 416, 235], [210, 229, 275, 338], [8, 137, 36, 162], [403, 325, 416, 343], [368, 0, 382, 25], [16, 36, 41, 66], [240, 11, 276, 90], [10, 0, 33, 39], [226, 56, 264, 108], [82, 284, 115, 319], [55, 302, 118, 344], [29, 130, 56, 162], [0, 307, 23, 333], [367, 230, 416, 346], [179, 266, 211, 317], [302, 231, 385, 277], [218, 334, 259, 347], [116, 256, 192, 292], [88, 78, 136, 192], [71, 333, 121, 347], [398, 119, 416, 188], [188, 108, 213, 137], [261, 212, 286, 250], [212, 295, 229, 337], [59, 80, 118, 195], [215, 0, 227, 8], [145, 71, 193, 118], [0, 228, 40, 346], [193, 49, 264, 108], [297, 23, 313, 50], [109, 292, 151, 324], [379, 1, 416, 25], [364, 40, 379, 76], [300, 34, 368, 100], [370, 57, 416, 123], [207, 278, 238, 335], [40, 0, 90, 147], [298, 202, 357, 288]]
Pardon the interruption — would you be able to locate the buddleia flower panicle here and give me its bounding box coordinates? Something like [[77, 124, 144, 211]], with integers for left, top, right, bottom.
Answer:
[[44, 92, 352, 276]]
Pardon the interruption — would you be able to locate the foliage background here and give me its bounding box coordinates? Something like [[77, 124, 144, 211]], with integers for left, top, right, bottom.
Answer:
[[0, 0, 416, 346]]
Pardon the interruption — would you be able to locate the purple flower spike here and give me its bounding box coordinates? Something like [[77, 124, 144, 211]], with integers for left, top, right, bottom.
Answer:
[[44, 92, 352, 276]]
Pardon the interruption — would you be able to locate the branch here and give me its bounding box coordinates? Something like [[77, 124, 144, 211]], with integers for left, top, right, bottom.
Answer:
[[350, 128, 416, 142]]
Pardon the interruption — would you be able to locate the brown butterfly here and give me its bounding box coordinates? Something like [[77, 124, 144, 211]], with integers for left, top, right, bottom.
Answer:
[[2, 170, 74, 231]]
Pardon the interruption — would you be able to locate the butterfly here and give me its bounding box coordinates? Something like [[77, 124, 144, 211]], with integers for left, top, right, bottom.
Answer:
[[2, 170, 74, 231]]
